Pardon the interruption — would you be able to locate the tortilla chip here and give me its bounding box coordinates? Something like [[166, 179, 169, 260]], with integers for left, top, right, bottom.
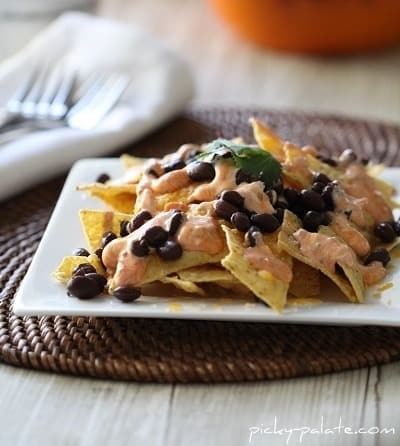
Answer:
[[289, 259, 320, 298], [53, 254, 105, 283], [77, 183, 136, 213], [281, 143, 315, 189], [221, 226, 291, 313], [250, 118, 285, 162], [79, 209, 132, 250], [160, 276, 205, 295], [278, 210, 364, 303], [120, 154, 148, 170], [177, 265, 235, 283], [154, 185, 199, 213]]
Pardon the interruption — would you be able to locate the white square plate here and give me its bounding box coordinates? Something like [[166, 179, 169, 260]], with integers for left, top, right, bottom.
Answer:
[[13, 159, 400, 326]]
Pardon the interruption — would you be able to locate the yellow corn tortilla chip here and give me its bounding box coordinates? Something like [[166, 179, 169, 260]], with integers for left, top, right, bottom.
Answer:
[[77, 183, 136, 213], [289, 259, 320, 298], [278, 210, 364, 303], [250, 118, 285, 161], [177, 265, 235, 283], [135, 185, 198, 213], [53, 254, 105, 283], [120, 154, 148, 170], [177, 265, 252, 295], [221, 226, 291, 313], [160, 276, 205, 295], [79, 209, 132, 250]]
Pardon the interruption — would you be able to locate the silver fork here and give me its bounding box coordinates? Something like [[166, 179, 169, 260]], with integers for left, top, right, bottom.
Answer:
[[0, 67, 129, 141]]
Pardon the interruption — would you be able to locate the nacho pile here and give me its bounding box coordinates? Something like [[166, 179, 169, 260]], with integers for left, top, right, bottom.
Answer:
[[54, 120, 399, 312]]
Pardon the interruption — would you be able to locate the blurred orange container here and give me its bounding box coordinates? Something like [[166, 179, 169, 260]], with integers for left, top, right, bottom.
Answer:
[[209, 0, 400, 54]]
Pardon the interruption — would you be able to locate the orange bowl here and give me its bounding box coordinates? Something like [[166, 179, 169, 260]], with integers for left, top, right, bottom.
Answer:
[[209, 0, 400, 54]]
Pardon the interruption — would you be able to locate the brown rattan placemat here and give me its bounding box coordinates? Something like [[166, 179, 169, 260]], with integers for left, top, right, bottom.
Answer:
[[1, 107, 400, 383]]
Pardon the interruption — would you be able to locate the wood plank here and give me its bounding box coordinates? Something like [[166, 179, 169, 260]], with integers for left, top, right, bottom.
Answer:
[[375, 362, 400, 446], [0, 364, 172, 446], [166, 369, 381, 446]]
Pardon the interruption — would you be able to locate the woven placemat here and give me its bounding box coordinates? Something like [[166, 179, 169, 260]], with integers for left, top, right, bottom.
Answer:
[[1, 107, 400, 383]]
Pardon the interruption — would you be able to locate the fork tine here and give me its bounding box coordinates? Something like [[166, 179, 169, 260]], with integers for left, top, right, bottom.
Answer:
[[20, 65, 50, 118], [67, 74, 129, 130], [67, 74, 107, 117], [36, 67, 64, 117], [48, 70, 76, 120], [6, 69, 39, 114]]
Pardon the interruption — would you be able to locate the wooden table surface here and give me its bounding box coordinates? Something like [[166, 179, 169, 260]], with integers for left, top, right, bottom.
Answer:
[[1, 1, 400, 445]]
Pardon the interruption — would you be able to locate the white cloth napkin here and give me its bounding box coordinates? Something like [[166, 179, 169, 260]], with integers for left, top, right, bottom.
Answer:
[[0, 12, 194, 201]]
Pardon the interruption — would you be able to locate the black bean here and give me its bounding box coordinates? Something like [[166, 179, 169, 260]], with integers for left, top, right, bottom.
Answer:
[[231, 212, 251, 232], [265, 189, 277, 206], [272, 177, 284, 195], [72, 263, 96, 277], [274, 208, 285, 224], [300, 189, 326, 212], [187, 149, 202, 160], [187, 162, 215, 182], [94, 248, 103, 260], [120, 220, 130, 237], [321, 157, 337, 167], [313, 172, 331, 185], [221, 190, 244, 208], [96, 173, 110, 184], [113, 286, 141, 302], [365, 248, 391, 267], [290, 203, 307, 218], [145, 167, 159, 178], [130, 239, 150, 257], [374, 222, 397, 243], [102, 231, 117, 248], [128, 210, 152, 233], [94, 248, 105, 268], [321, 184, 335, 210], [144, 226, 169, 248], [283, 188, 299, 204], [157, 240, 183, 261], [361, 158, 369, 166], [85, 273, 107, 289], [245, 226, 261, 247], [215, 199, 238, 221], [168, 211, 184, 236], [251, 213, 280, 233], [72, 248, 90, 257], [339, 149, 357, 165], [67, 275, 102, 299], [392, 220, 400, 236], [275, 200, 289, 209], [311, 182, 325, 194], [163, 158, 186, 173], [302, 211, 323, 232], [321, 212, 332, 226], [235, 169, 252, 185]]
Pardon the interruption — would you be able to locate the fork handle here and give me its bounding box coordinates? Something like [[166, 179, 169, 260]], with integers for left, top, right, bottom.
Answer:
[[0, 111, 21, 130], [0, 126, 35, 145]]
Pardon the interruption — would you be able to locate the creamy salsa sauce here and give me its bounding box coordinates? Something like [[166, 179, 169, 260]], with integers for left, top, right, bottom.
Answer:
[[244, 241, 292, 283], [343, 164, 393, 223], [329, 213, 370, 257], [294, 229, 386, 286], [102, 210, 225, 288], [190, 162, 237, 202]]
